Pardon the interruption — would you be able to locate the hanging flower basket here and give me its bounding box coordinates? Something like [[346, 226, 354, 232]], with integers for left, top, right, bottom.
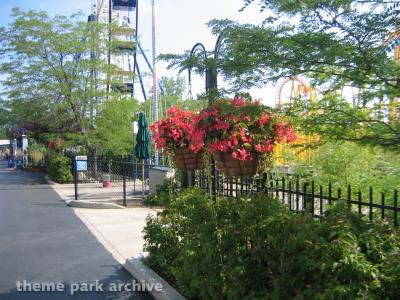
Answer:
[[172, 147, 204, 171], [213, 152, 259, 177], [150, 107, 205, 171]]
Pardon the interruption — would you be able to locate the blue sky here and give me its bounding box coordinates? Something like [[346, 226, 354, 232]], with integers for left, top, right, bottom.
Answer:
[[0, 0, 278, 105], [0, 0, 90, 25]]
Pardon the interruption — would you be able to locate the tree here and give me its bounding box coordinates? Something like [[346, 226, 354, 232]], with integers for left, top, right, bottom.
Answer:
[[147, 76, 186, 121], [0, 99, 8, 139], [144, 76, 207, 123], [89, 97, 141, 156], [0, 8, 129, 151], [162, 1, 400, 150]]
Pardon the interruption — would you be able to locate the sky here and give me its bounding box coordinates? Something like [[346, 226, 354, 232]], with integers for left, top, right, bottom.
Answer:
[[0, 0, 279, 106]]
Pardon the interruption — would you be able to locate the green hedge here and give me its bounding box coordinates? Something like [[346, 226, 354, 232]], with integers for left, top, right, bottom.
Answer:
[[144, 179, 177, 207], [143, 189, 400, 299], [47, 152, 73, 183]]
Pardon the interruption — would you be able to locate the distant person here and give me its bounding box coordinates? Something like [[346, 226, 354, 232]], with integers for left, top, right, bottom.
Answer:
[[23, 150, 28, 168], [5, 149, 10, 161]]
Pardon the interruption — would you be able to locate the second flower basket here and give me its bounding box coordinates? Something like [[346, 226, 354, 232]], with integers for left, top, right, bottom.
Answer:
[[172, 147, 204, 171], [213, 152, 259, 177]]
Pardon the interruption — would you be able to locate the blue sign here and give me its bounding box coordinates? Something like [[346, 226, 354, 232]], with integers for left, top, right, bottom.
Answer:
[[76, 160, 87, 171]]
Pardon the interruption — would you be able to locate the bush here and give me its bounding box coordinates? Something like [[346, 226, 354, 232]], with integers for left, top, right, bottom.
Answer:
[[143, 189, 400, 299], [143, 179, 177, 206], [47, 152, 73, 183]]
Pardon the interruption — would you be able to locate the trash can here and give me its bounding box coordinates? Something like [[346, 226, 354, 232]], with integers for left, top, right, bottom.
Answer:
[[8, 159, 14, 168], [16, 159, 23, 170], [103, 174, 111, 188]]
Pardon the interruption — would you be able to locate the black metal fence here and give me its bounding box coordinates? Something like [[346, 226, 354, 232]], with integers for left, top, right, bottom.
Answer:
[[186, 170, 399, 227], [73, 156, 153, 206], [71, 155, 399, 226]]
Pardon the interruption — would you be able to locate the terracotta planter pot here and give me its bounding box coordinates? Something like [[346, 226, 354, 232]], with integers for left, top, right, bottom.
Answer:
[[213, 152, 258, 177], [172, 147, 204, 171]]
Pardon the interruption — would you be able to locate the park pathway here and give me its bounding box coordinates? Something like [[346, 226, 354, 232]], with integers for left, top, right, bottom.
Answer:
[[0, 161, 152, 300]]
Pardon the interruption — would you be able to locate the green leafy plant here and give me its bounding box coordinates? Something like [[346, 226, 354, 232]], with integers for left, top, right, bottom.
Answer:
[[144, 179, 177, 207], [143, 190, 400, 299], [47, 151, 73, 183]]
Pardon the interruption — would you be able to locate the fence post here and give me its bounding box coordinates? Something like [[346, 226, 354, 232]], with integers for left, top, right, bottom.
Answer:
[[347, 184, 351, 210], [123, 162, 127, 207], [74, 159, 78, 200], [261, 173, 267, 194], [394, 190, 397, 227], [310, 180, 315, 215], [188, 171, 195, 187], [303, 182, 308, 211], [181, 171, 189, 188], [211, 159, 217, 200], [369, 186, 373, 221]]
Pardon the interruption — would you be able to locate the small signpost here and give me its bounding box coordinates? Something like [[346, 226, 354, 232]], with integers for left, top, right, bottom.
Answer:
[[74, 156, 88, 200], [75, 155, 88, 171]]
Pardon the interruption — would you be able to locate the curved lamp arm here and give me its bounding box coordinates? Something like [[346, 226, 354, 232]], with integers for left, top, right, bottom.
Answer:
[[188, 43, 208, 98]]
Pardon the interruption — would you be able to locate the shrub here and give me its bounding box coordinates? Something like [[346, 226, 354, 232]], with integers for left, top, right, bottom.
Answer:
[[144, 179, 177, 206], [143, 189, 400, 299], [47, 152, 73, 183]]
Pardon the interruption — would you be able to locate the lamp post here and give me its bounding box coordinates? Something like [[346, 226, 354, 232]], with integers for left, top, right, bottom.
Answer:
[[132, 120, 138, 178], [184, 32, 226, 190], [188, 31, 226, 105]]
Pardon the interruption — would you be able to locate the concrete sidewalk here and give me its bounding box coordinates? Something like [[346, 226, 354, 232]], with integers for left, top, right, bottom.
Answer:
[[73, 207, 158, 263], [49, 181, 184, 300], [49, 179, 146, 205], [49, 181, 160, 262]]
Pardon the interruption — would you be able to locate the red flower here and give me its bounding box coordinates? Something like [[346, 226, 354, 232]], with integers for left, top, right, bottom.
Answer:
[[230, 97, 246, 107], [156, 99, 297, 163], [150, 107, 204, 153], [232, 147, 253, 161]]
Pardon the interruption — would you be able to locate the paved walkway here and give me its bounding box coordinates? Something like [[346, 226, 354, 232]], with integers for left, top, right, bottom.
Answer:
[[49, 181, 160, 262], [0, 161, 153, 300], [54, 182, 147, 203]]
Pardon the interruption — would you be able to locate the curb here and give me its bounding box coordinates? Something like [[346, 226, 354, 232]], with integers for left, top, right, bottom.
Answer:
[[44, 175, 59, 186], [45, 176, 126, 209], [124, 255, 186, 300], [65, 200, 125, 209]]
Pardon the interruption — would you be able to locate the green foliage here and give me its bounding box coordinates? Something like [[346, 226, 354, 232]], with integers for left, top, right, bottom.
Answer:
[[143, 189, 400, 299], [162, 1, 400, 149], [281, 141, 400, 197], [47, 151, 73, 183], [27, 139, 47, 167], [0, 8, 132, 151], [27, 139, 47, 153], [144, 75, 208, 123], [143, 179, 177, 206], [285, 95, 400, 151], [89, 97, 141, 156], [0, 127, 7, 140], [0, 100, 8, 139]]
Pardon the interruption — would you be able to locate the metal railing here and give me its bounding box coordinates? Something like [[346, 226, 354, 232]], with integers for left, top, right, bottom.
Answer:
[[185, 170, 399, 227], [73, 156, 152, 206]]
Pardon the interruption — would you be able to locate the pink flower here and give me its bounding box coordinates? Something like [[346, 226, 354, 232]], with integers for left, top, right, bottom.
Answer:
[[232, 147, 252, 161], [261, 115, 269, 125], [255, 144, 263, 153], [242, 115, 251, 122], [150, 107, 204, 152], [186, 98, 296, 162], [230, 97, 246, 107], [166, 106, 178, 115]]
